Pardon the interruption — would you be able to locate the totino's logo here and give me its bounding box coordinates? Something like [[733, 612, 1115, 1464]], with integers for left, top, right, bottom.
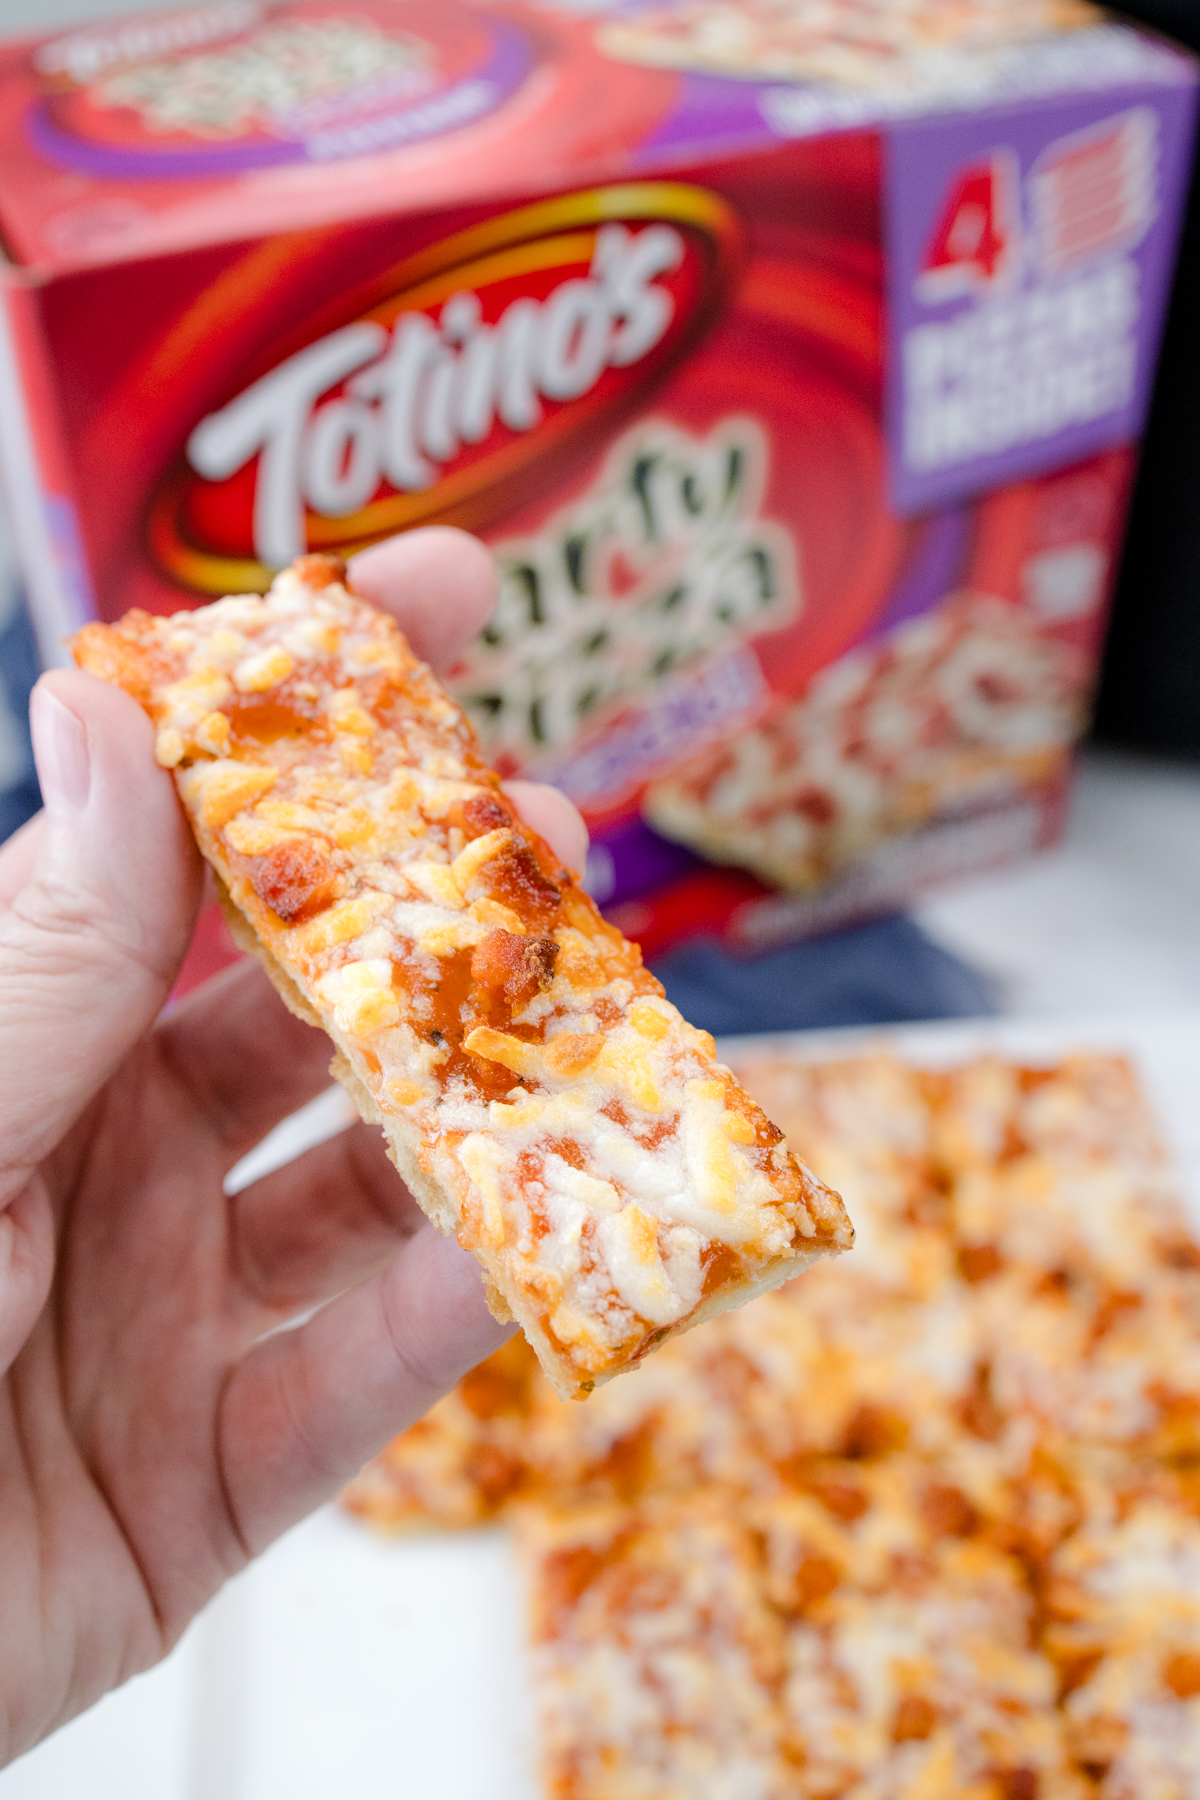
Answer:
[[152, 184, 742, 593]]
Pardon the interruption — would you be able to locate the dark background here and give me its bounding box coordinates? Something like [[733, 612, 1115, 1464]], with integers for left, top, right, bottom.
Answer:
[[1097, 0, 1200, 755]]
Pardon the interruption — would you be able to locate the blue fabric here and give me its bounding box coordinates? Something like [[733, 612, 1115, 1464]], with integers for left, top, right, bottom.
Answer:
[[0, 586, 40, 844], [650, 914, 996, 1037]]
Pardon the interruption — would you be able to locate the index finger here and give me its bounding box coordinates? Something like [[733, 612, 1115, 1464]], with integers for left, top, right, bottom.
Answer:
[[347, 527, 497, 674]]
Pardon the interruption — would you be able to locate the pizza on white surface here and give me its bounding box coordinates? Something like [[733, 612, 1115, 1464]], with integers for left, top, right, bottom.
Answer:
[[756, 1460, 1088, 1800], [73, 556, 852, 1400], [348, 1050, 1200, 1521], [349, 1047, 1200, 1798], [519, 1457, 1091, 1800]]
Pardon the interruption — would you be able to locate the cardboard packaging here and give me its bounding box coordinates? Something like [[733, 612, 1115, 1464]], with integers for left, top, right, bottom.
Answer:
[[0, 0, 1195, 973]]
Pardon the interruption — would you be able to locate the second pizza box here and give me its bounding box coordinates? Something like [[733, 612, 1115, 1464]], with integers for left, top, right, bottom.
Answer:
[[0, 0, 1195, 967]]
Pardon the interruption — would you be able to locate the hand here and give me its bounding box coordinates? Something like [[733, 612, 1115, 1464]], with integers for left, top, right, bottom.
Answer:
[[0, 530, 587, 1767]]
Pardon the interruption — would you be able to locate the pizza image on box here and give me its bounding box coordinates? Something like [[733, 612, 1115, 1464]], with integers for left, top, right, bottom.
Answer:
[[26, 0, 537, 178], [642, 589, 1085, 893], [86, 15, 433, 140], [598, 0, 1100, 91]]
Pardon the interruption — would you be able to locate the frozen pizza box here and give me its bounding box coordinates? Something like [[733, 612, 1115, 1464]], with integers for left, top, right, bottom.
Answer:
[[0, 0, 1195, 971]]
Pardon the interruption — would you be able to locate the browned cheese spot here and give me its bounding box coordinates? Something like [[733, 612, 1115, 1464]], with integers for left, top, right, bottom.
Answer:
[[462, 1446, 525, 1513], [921, 1482, 979, 1539], [1091, 1289, 1142, 1343], [992, 1769, 1038, 1800], [459, 792, 513, 838], [1164, 1650, 1200, 1699], [247, 839, 339, 924], [841, 1403, 909, 1460], [958, 1243, 1004, 1284], [480, 841, 563, 927], [296, 552, 347, 589], [1064, 1712, 1127, 1779], [1055, 1649, 1103, 1701], [892, 1695, 938, 1743], [807, 1474, 868, 1523], [540, 1545, 609, 1639], [960, 1363, 1004, 1442], [471, 928, 559, 1016], [793, 1553, 840, 1611], [1161, 1236, 1200, 1270]]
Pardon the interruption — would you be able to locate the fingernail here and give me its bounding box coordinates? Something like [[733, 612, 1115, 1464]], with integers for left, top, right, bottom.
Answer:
[[33, 686, 91, 812]]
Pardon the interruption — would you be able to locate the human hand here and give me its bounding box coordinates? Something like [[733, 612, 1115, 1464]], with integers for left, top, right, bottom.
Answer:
[[0, 529, 587, 1767]]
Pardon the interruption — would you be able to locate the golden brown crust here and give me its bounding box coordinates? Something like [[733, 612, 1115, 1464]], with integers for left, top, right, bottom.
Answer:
[[72, 561, 851, 1398]]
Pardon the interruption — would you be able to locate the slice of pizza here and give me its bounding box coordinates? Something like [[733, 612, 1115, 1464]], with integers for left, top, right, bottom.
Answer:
[[71, 554, 852, 1399]]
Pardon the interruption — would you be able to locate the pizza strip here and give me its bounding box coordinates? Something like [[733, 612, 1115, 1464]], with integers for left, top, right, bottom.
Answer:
[[519, 1471, 1084, 1800], [753, 1464, 1087, 1800], [71, 555, 851, 1399]]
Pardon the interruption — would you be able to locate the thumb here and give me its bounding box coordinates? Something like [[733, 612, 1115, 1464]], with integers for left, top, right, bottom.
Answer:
[[0, 671, 202, 1204]]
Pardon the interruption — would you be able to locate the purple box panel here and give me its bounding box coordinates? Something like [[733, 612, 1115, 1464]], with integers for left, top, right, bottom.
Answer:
[[884, 76, 1198, 517]]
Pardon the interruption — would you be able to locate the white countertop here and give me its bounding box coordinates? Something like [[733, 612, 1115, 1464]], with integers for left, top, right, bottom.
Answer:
[[916, 745, 1200, 1019]]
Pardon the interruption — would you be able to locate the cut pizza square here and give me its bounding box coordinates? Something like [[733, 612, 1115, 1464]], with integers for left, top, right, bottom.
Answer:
[[1043, 1478, 1200, 1795], [72, 554, 852, 1398], [752, 1457, 1088, 1800], [517, 1496, 790, 1800]]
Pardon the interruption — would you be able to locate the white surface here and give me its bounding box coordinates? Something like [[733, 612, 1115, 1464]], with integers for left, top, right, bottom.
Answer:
[[0, 1628, 198, 1800], [5, 1007, 1200, 1800], [239, 1513, 536, 1800], [0, 1513, 538, 1800], [916, 747, 1200, 1018]]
